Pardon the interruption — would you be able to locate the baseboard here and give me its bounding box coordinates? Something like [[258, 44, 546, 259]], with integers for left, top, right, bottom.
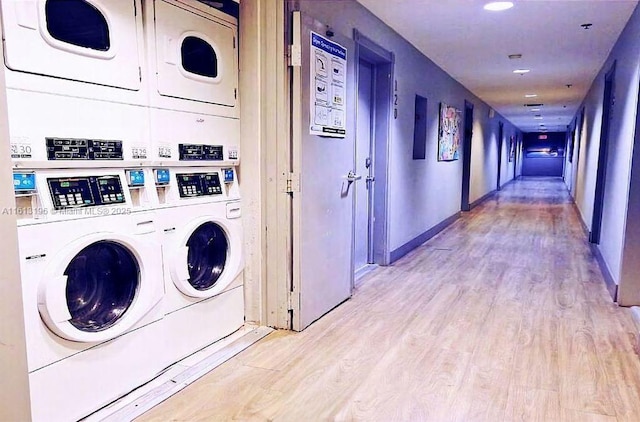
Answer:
[[389, 212, 461, 263], [570, 201, 589, 237], [469, 190, 496, 210], [590, 243, 618, 302]]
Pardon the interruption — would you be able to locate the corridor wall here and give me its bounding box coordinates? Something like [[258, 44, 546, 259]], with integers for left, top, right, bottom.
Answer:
[[570, 2, 640, 300], [296, 0, 521, 261]]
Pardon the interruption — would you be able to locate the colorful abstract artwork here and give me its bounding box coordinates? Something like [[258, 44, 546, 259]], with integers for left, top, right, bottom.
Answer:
[[438, 103, 461, 161]]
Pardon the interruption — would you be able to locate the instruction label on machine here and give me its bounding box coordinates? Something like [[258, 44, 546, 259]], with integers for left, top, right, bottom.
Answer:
[[309, 32, 347, 137]]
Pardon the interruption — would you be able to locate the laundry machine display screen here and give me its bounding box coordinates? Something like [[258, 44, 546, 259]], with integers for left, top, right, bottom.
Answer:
[[177, 173, 222, 198], [13, 172, 36, 193], [126, 169, 145, 187], [178, 144, 223, 161], [48, 175, 125, 210], [46, 138, 124, 160]]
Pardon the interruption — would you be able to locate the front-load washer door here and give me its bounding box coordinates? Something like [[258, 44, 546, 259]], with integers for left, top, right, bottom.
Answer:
[[172, 220, 241, 298], [38, 235, 161, 343], [153, 0, 237, 107], [1, 0, 142, 90]]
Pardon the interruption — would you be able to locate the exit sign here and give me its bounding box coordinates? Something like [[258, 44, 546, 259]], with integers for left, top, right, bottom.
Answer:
[[538, 134, 548, 139]]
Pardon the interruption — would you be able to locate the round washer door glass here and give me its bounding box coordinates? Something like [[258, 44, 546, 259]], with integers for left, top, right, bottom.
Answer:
[[65, 241, 139, 332], [186, 222, 228, 291]]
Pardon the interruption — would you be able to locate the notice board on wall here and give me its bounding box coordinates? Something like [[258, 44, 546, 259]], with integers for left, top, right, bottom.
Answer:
[[309, 32, 347, 137]]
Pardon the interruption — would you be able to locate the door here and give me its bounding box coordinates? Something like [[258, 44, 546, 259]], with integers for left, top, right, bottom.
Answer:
[[1, 0, 142, 90], [354, 59, 374, 274], [291, 12, 355, 330], [461, 101, 474, 211], [497, 121, 504, 190], [590, 63, 616, 244], [153, 0, 238, 107]]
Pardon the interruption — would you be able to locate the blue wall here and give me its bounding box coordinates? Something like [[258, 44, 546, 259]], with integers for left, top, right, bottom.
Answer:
[[522, 132, 566, 177]]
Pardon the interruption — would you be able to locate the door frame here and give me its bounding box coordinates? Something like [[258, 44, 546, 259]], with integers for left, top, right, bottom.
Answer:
[[353, 29, 394, 273], [590, 61, 616, 245], [497, 121, 504, 190], [461, 100, 474, 211]]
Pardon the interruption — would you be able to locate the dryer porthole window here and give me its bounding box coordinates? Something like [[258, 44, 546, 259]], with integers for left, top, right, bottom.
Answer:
[[181, 36, 218, 78], [64, 240, 139, 332], [45, 0, 111, 52], [186, 222, 228, 291]]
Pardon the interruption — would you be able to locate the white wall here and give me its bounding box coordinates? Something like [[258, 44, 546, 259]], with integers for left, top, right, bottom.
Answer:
[[0, 23, 32, 420], [571, 2, 640, 291]]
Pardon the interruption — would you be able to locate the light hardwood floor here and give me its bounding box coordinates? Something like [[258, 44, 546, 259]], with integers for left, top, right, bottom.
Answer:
[[139, 177, 640, 421]]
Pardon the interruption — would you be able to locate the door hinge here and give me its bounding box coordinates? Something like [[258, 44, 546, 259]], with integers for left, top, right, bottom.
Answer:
[[288, 44, 302, 67], [234, 88, 237, 99], [139, 67, 142, 82], [288, 289, 300, 311], [284, 172, 299, 194], [233, 36, 236, 49]]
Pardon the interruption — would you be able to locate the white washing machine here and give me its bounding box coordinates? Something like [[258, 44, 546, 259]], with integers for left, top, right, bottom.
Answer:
[[13, 168, 167, 422], [1, 0, 147, 103], [153, 166, 244, 365], [144, 0, 240, 165]]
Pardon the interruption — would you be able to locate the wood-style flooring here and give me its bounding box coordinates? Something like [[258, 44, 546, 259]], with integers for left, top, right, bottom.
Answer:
[[139, 177, 640, 421]]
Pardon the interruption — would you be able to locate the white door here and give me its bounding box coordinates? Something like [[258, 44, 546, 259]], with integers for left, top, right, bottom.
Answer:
[[291, 12, 355, 330], [1, 0, 142, 90], [153, 0, 237, 107], [354, 59, 374, 273]]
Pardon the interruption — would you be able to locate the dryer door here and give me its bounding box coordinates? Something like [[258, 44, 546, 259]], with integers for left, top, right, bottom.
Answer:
[[153, 0, 237, 107], [172, 219, 241, 298], [38, 235, 160, 342], [1, 0, 142, 90]]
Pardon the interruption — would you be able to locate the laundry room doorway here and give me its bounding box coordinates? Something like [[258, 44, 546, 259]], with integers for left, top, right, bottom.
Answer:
[[353, 30, 393, 280]]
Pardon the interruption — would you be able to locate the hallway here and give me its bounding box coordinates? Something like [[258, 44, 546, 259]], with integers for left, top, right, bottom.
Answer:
[[139, 178, 640, 421]]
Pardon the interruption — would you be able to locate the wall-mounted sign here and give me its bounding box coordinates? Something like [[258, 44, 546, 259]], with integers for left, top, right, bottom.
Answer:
[[309, 32, 347, 137], [539, 134, 548, 139]]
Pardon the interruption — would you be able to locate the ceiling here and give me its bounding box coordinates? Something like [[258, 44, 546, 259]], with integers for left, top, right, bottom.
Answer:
[[356, 0, 638, 133]]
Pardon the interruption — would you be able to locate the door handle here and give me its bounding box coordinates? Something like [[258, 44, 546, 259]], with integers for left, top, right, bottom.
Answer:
[[366, 175, 375, 182], [343, 171, 362, 183]]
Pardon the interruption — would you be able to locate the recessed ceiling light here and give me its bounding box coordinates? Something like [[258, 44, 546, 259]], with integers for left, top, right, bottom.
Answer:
[[513, 69, 530, 74], [530, 108, 541, 112], [484, 2, 514, 11], [525, 94, 538, 98], [534, 116, 543, 120], [508, 54, 523, 60]]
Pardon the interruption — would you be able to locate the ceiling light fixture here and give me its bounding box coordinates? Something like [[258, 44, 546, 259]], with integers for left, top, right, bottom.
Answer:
[[513, 69, 530, 74], [508, 54, 523, 59], [525, 94, 538, 98], [484, 2, 514, 11], [530, 108, 541, 112]]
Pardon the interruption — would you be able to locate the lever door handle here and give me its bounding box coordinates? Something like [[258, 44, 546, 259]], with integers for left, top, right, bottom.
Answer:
[[343, 171, 362, 183], [366, 175, 375, 182]]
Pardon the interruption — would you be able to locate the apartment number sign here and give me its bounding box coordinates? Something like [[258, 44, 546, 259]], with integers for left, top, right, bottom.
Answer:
[[309, 32, 347, 137]]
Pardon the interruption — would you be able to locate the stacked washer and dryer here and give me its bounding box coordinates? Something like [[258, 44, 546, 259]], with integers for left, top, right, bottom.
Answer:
[[2, 0, 243, 420], [143, 0, 244, 367]]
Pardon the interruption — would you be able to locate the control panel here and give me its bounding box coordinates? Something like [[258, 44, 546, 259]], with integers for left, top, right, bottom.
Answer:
[[178, 144, 223, 161], [46, 138, 124, 161], [48, 175, 125, 210], [176, 172, 222, 198]]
